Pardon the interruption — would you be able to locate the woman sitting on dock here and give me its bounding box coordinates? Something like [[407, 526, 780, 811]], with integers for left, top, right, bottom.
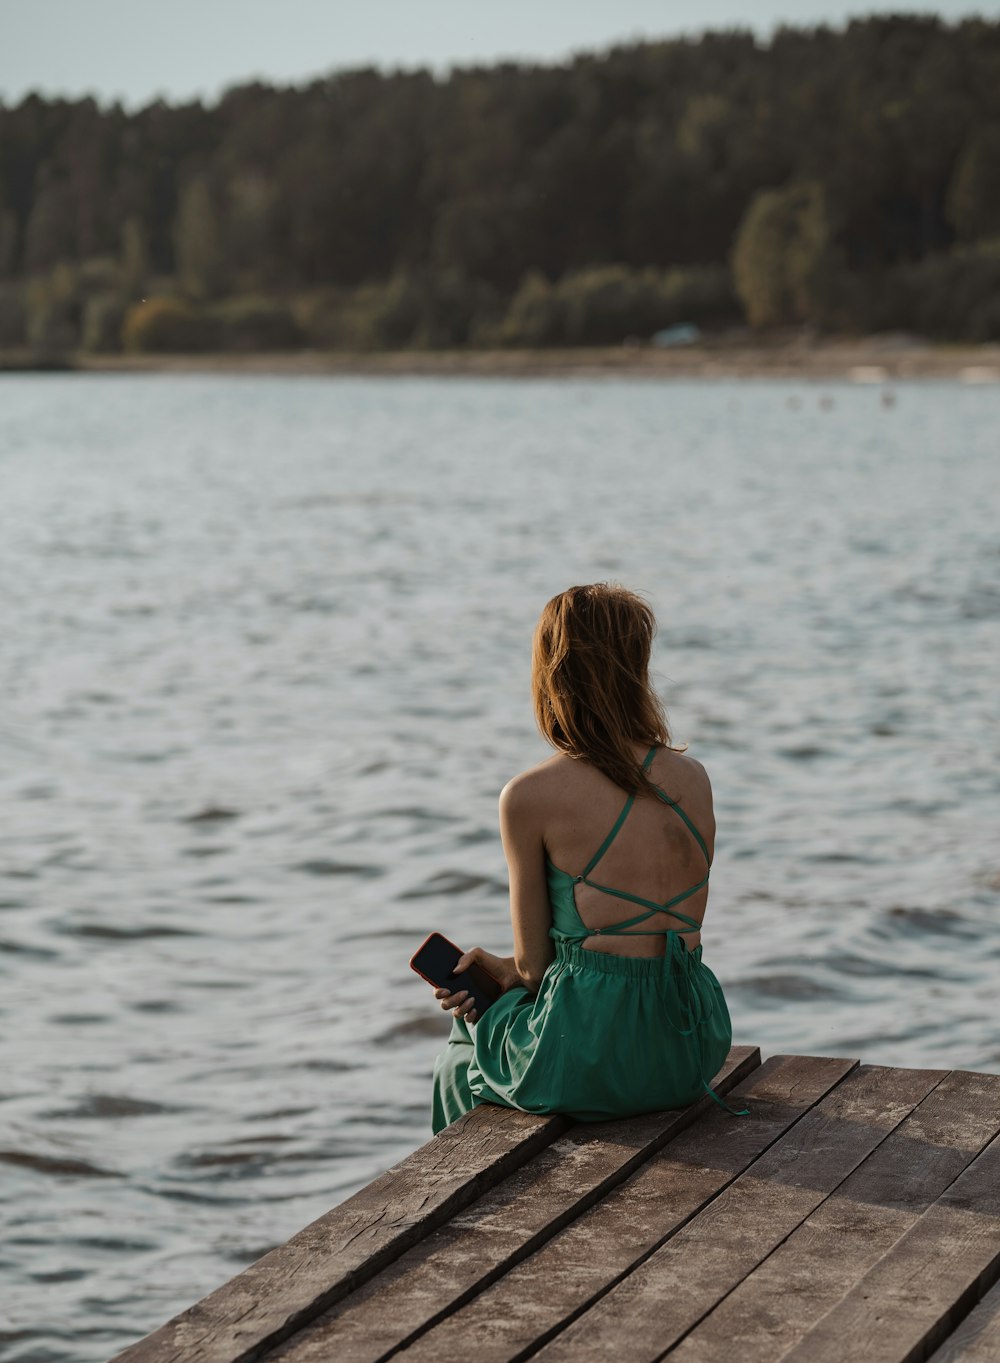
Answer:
[[431, 582, 746, 1132]]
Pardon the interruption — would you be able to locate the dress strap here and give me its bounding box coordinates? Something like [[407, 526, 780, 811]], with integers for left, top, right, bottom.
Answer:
[[578, 880, 703, 933], [661, 873, 710, 911], [579, 745, 658, 880], [580, 792, 634, 879], [655, 787, 712, 867], [702, 1077, 751, 1117], [665, 948, 749, 1116]]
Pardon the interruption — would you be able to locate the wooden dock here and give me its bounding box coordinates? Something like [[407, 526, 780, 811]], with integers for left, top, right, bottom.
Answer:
[[113, 1046, 1000, 1363]]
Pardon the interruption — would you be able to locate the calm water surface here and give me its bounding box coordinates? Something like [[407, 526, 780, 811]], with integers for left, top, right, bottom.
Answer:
[[1, 374, 998, 1361]]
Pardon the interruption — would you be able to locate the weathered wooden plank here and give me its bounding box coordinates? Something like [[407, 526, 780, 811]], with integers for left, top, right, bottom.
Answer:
[[779, 1129, 1000, 1363], [391, 1053, 859, 1363], [267, 1046, 762, 1363], [928, 1277, 1000, 1362], [531, 1062, 947, 1363], [111, 1103, 570, 1363], [669, 1068, 1000, 1363]]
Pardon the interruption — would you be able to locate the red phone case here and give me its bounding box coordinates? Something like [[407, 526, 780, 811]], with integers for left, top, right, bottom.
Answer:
[[409, 931, 503, 999]]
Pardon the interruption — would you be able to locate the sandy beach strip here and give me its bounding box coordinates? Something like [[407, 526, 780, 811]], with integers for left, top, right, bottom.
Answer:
[[4, 338, 1000, 381]]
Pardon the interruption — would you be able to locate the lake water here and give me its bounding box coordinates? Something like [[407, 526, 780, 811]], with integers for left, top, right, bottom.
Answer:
[[1, 373, 998, 1362]]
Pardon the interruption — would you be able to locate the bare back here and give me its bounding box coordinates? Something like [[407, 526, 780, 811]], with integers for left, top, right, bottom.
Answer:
[[531, 743, 715, 958]]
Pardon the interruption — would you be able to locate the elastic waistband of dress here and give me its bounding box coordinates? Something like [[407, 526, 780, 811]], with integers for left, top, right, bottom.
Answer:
[[553, 939, 696, 981]]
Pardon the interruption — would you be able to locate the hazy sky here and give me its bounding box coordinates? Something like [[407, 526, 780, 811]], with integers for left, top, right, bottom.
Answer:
[[2, 0, 997, 108]]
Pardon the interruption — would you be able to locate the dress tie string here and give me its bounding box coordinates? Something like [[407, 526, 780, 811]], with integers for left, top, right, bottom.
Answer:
[[665, 937, 750, 1118]]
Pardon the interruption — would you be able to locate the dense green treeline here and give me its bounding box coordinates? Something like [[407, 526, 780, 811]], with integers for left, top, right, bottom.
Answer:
[[2, 13, 1000, 352]]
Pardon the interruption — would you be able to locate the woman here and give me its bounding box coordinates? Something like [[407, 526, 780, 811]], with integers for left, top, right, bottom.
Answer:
[[430, 583, 746, 1133]]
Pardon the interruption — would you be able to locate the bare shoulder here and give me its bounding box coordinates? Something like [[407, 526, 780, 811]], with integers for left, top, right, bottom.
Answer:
[[658, 744, 709, 772], [499, 753, 572, 821], [657, 747, 715, 822], [674, 750, 712, 791]]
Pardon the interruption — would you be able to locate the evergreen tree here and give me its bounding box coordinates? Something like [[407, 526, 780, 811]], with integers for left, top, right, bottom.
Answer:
[[173, 174, 225, 300]]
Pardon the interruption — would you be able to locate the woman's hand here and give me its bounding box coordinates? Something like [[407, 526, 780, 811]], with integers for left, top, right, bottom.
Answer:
[[433, 947, 525, 1025]]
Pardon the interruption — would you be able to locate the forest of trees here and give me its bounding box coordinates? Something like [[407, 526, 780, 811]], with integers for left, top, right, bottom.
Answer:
[[2, 13, 1000, 354]]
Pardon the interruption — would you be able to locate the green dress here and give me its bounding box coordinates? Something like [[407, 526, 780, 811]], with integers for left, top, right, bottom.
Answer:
[[431, 746, 747, 1133]]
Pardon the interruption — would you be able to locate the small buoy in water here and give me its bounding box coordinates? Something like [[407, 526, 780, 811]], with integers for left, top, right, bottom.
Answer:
[[819, 395, 834, 410], [881, 389, 896, 408]]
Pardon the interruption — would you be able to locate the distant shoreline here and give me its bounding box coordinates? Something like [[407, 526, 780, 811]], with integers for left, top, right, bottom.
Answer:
[[3, 338, 1000, 382]]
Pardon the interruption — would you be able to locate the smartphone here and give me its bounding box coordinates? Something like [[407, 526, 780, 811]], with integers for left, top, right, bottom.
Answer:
[[409, 932, 503, 1018]]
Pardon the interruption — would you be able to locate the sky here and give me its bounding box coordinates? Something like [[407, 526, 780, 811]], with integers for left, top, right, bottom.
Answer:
[[2, 0, 998, 108]]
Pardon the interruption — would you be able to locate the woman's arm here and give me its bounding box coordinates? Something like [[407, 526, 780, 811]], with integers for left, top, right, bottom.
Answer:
[[433, 771, 555, 1024], [498, 773, 555, 992]]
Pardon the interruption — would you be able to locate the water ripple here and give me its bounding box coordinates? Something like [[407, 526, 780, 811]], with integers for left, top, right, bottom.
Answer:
[[1, 373, 997, 1362]]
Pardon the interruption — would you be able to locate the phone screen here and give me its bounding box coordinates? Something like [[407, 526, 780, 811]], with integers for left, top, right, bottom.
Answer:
[[410, 932, 503, 1017]]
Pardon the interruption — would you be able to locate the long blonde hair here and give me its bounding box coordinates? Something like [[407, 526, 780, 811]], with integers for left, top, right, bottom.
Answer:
[[531, 583, 683, 796]]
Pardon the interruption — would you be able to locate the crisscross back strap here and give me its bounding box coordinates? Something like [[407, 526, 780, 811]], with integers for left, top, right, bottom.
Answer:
[[569, 744, 716, 940], [580, 745, 657, 879], [581, 877, 708, 934], [655, 786, 712, 867], [580, 793, 634, 879]]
